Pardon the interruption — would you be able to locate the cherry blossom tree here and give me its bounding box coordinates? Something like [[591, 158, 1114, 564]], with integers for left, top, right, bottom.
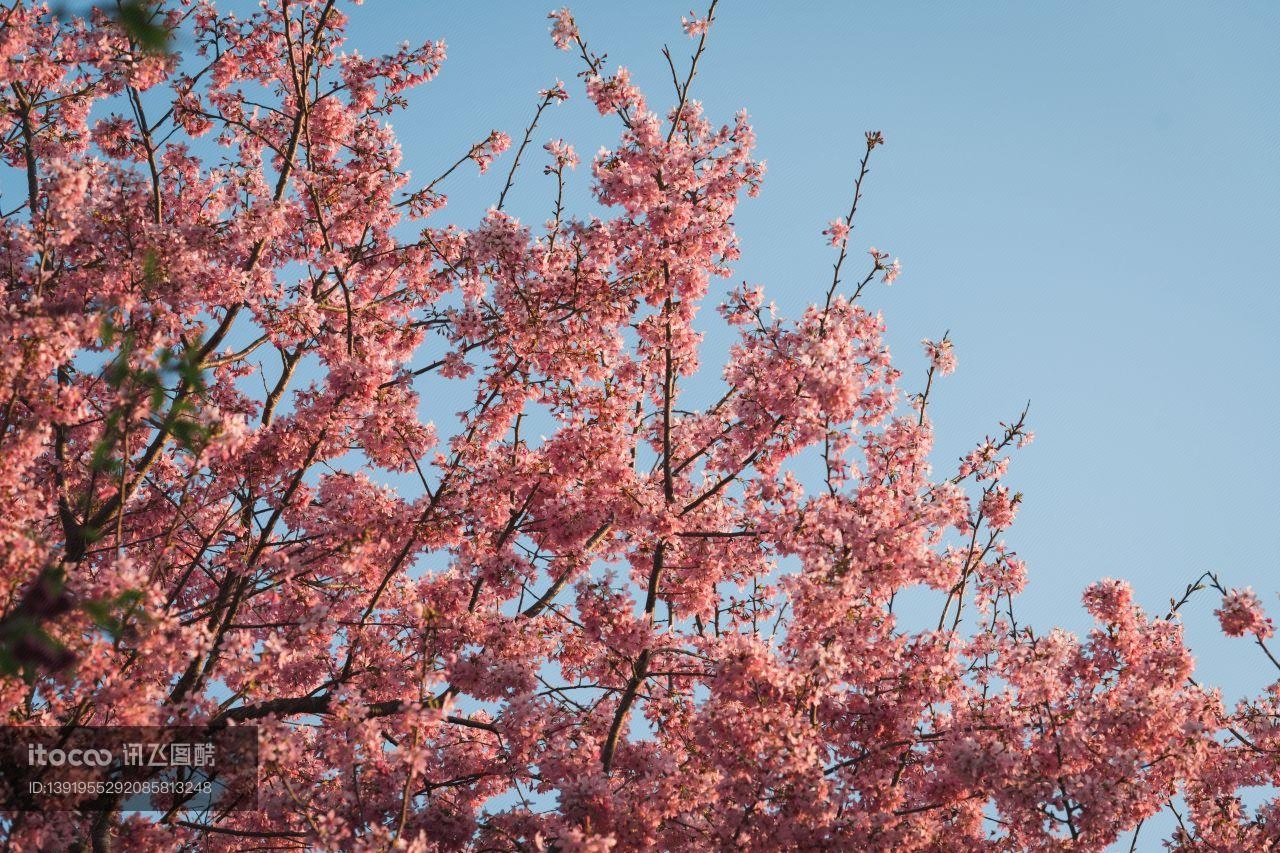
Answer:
[[1, 1, 1276, 849]]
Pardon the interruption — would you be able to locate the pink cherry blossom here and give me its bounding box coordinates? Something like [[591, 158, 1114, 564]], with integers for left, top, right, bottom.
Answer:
[[1216, 588, 1275, 640], [470, 129, 512, 173], [883, 256, 902, 284], [585, 67, 642, 116], [540, 79, 570, 101], [682, 12, 710, 37], [544, 138, 579, 170], [980, 484, 1021, 529], [823, 218, 850, 246], [923, 336, 957, 375], [548, 8, 578, 50]]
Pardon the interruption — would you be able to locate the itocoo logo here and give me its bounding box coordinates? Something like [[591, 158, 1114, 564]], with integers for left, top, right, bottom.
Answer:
[[27, 744, 113, 767]]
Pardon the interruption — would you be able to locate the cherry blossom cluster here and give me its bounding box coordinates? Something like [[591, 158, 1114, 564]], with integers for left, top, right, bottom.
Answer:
[[1216, 587, 1274, 640], [0, 2, 1274, 850]]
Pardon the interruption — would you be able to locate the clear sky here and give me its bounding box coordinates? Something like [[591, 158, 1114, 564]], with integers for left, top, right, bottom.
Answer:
[[334, 0, 1280, 708]]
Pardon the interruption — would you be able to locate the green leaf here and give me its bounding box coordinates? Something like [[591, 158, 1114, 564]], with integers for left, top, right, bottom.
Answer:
[[141, 247, 162, 283], [89, 439, 121, 474], [82, 599, 114, 629], [116, 0, 170, 55], [82, 589, 147, 641], [100, 315, 117, 347]]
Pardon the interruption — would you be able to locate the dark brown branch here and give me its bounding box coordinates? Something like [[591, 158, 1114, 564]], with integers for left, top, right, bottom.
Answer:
[[211, 694, 498, 734]]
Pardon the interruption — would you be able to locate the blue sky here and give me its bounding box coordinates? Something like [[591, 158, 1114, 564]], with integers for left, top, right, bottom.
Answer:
[[334, 0, 1280, 707]]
